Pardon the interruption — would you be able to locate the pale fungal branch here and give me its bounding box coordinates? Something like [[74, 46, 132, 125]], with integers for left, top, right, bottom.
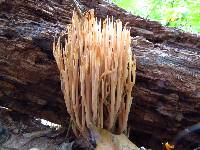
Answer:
[[53, 9, 136, 135]]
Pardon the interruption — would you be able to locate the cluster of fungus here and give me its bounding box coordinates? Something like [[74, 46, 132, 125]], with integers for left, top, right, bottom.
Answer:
[[53, 10, 136, 135]]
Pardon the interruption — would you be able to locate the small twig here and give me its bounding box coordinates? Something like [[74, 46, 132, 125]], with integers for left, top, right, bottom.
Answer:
[[66, 119, 72, 138]]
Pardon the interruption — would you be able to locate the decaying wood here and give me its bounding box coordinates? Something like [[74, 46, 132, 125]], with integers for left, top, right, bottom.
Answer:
[[0, 0, 199, 149]]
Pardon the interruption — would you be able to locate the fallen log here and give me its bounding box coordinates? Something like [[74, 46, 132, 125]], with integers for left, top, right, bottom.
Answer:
[[0, 0, 199, 149]]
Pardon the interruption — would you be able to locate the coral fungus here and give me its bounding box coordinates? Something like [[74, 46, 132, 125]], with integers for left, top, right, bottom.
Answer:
[[53, 9, 136, 134]]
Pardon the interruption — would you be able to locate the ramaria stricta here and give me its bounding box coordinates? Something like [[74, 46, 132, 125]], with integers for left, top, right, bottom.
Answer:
[[53, 9, 136, 135]]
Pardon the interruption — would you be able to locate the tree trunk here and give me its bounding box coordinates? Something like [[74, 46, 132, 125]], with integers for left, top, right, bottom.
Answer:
[[0, 0, 199, 149]]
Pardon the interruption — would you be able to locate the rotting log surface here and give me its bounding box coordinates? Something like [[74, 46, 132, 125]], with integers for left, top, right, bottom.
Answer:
[[0, 0, 199, 149]]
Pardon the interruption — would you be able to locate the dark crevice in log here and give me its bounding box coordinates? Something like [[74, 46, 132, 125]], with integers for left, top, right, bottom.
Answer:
[[32, 37, 55, 60]]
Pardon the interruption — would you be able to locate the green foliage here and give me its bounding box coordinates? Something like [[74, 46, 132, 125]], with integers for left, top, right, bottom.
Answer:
[[112, 0, 200, 34]]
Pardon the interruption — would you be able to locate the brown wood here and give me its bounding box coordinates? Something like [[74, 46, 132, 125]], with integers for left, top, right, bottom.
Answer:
[[0, 0, 199, 149]]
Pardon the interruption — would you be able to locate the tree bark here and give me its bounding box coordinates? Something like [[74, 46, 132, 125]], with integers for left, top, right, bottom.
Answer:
[[0, 0, 199, 149]]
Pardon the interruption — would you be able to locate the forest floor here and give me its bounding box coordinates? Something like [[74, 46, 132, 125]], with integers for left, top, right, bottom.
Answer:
[[0, 107, 95, 150]]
